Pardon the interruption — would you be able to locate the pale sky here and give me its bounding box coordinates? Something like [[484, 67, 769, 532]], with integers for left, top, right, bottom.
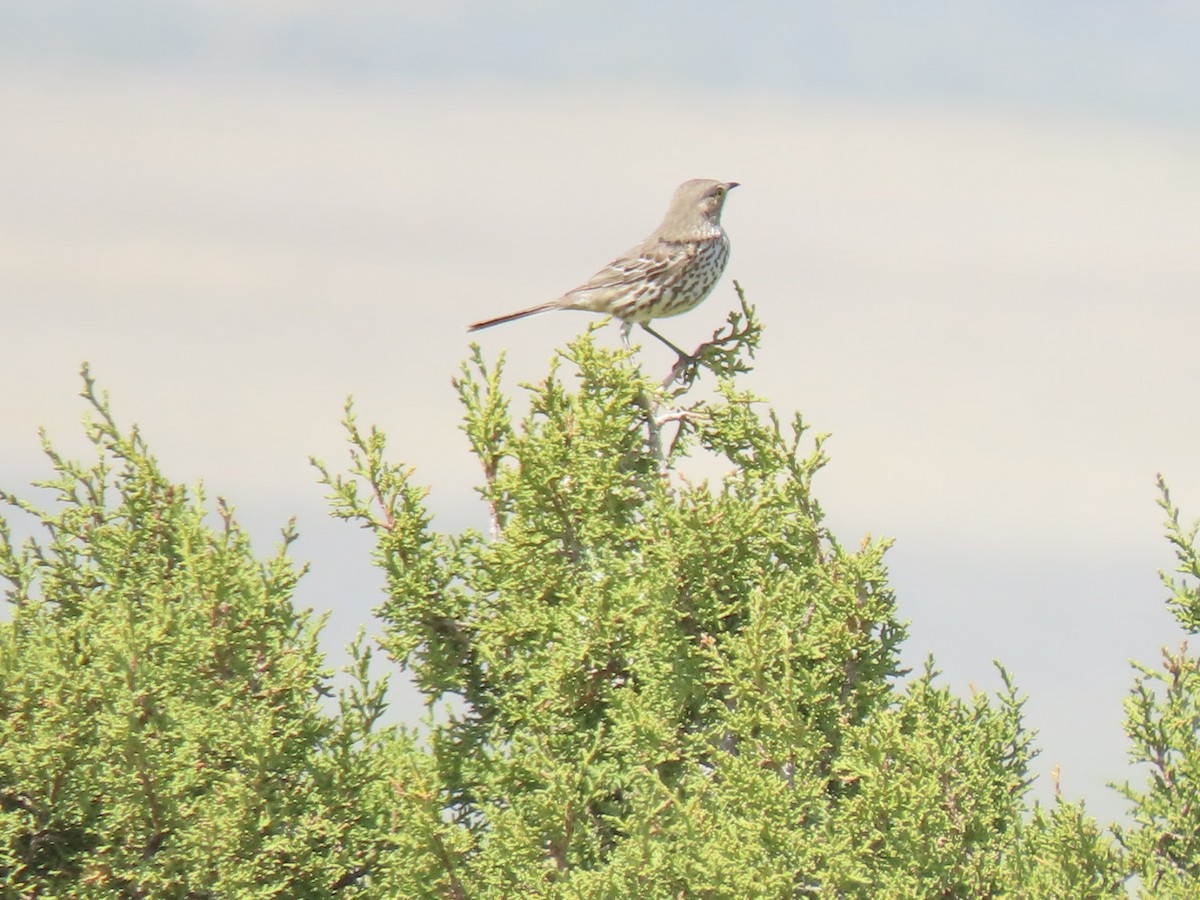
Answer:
[[3, 2, 1200, 826]]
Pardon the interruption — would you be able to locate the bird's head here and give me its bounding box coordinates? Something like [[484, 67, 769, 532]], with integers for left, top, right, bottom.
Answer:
[[660, 178, 739, 239]]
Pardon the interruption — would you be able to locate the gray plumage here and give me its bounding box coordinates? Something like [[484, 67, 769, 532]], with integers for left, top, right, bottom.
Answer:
[[468, 179, 738, 344]]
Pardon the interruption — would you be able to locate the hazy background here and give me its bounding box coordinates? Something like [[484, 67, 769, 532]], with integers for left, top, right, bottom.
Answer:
[[4, 1, 1199, 825]]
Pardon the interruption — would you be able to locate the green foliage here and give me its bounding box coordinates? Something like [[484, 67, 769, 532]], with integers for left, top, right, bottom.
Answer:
[[1153, 476, 1200, 634], [1113, 479, 1200, 897], [0, 366, 392, 896], [1005, 800, 1126, 897], [316, 302, 1122, 897], [12, 300, 1200, 896]]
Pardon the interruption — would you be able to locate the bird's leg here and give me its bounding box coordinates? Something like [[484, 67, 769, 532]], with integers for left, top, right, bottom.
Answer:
[[639, 323, 700, 386], [639, 323, 691, 360], [620, 319, 634, 350]]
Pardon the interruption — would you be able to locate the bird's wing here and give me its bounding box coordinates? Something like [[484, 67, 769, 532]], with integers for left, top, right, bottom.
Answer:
[[559, 240, 689, 310]]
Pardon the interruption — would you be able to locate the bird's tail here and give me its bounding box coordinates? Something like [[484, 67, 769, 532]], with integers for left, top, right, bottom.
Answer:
[[467, 301, 560, 332]]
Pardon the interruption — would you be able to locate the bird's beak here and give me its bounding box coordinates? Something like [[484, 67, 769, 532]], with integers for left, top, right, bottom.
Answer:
[[726, 182, 740, 190]]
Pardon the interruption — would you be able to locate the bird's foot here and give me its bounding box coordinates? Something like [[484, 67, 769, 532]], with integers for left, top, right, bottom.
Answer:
[[663, 352, 700, 389]]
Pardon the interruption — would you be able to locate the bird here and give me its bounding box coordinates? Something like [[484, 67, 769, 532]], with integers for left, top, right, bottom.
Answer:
[[468, 178, 738, 357]]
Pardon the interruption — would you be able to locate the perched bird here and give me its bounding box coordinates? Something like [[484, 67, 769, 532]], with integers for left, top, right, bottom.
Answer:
[[468, 178, 738, 355]]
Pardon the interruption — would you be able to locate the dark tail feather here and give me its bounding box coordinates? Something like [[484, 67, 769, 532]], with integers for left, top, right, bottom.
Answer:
[[467, 302, 560, 332]]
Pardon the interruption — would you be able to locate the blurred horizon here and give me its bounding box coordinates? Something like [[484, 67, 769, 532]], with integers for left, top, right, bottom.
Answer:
[[5, 2, 1200, 124]]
